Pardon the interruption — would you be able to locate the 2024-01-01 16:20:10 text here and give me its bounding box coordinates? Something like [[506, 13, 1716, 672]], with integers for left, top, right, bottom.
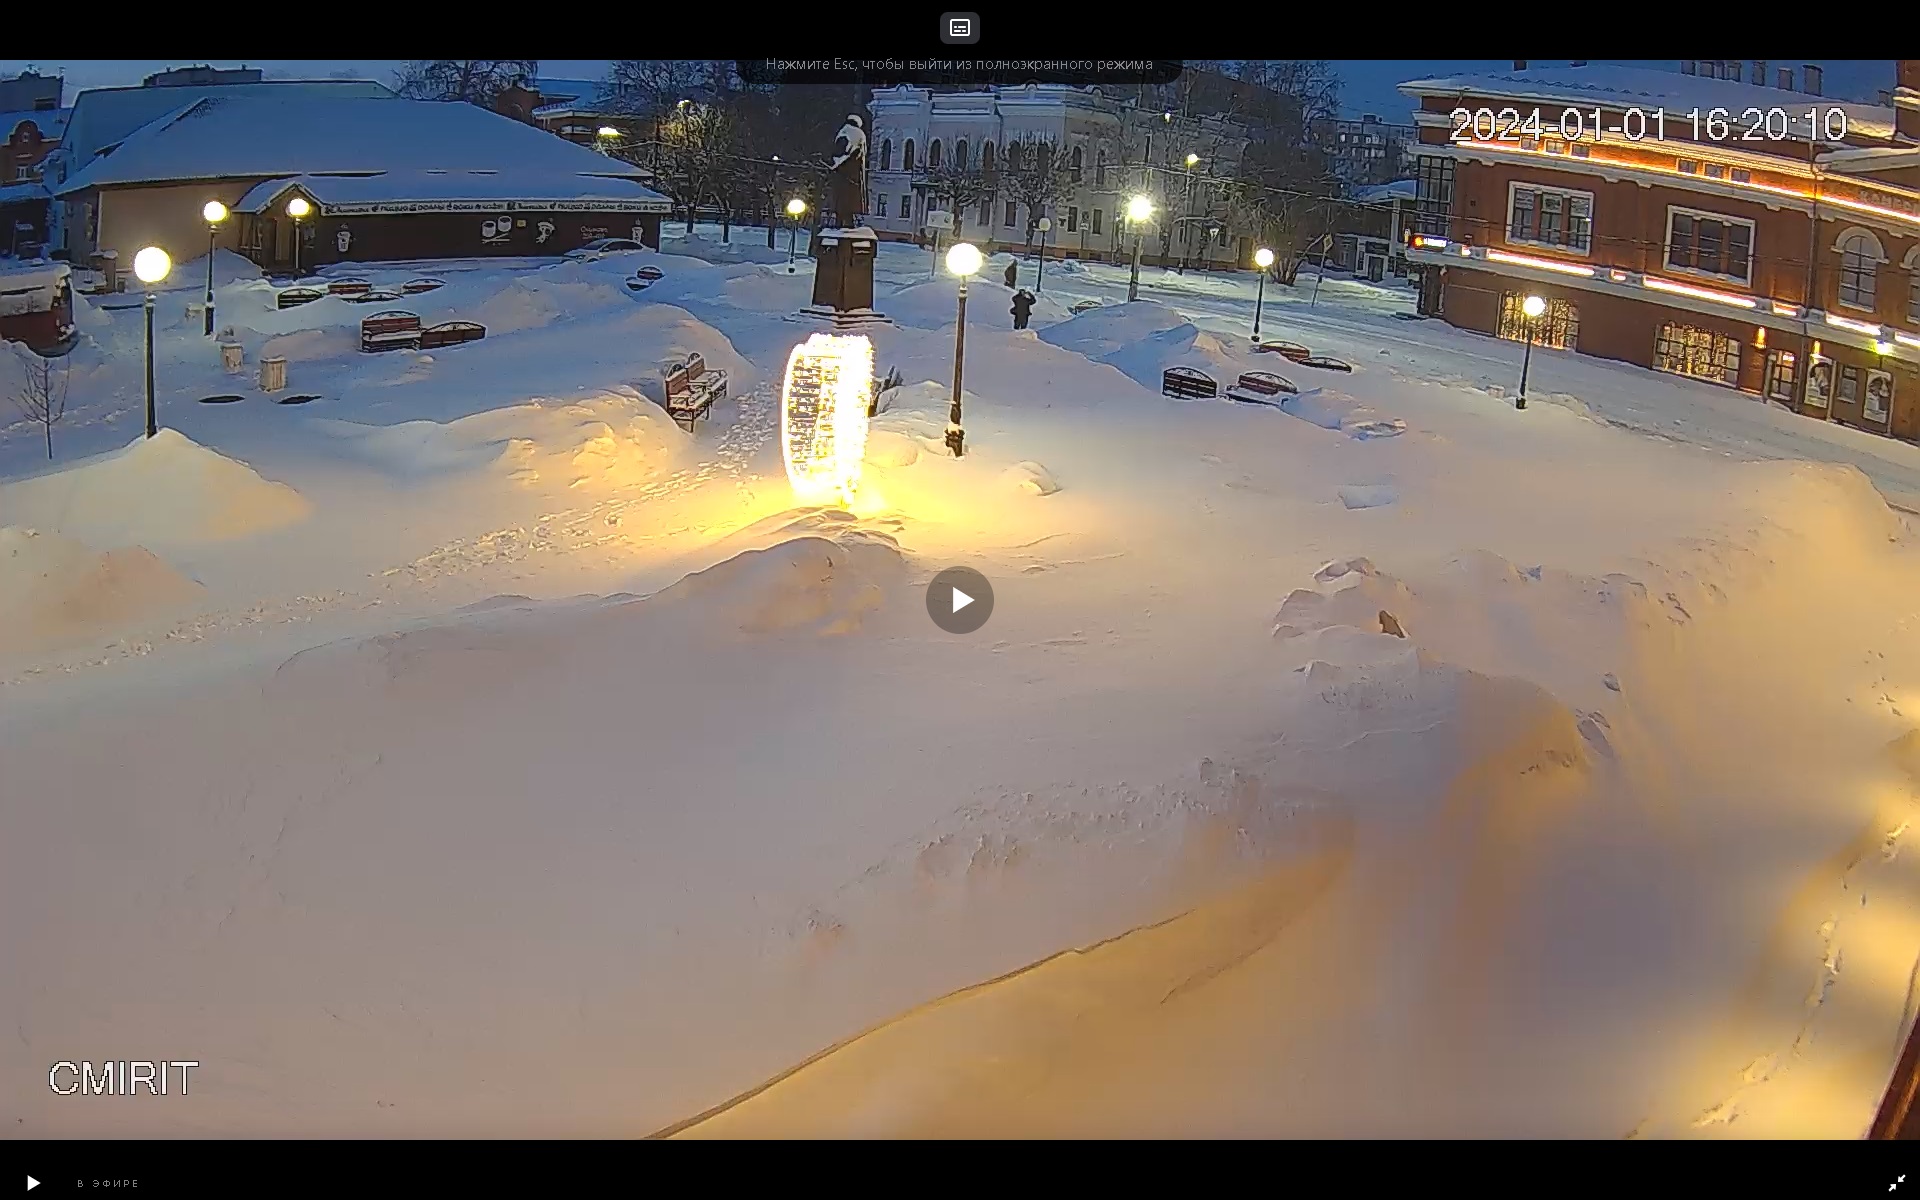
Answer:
[[1450, 105, 1853, 145]]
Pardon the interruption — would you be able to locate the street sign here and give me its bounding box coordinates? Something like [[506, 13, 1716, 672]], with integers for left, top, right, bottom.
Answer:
[[925, 210, 954, 231]]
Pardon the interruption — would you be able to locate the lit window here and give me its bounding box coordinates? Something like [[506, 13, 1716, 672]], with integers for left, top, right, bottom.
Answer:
[[1654, 322, 1741, 386]]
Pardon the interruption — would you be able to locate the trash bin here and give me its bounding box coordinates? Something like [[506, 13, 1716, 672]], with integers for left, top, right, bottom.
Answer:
[[260, 355, 287, 393], [221, 343, 244, 373]]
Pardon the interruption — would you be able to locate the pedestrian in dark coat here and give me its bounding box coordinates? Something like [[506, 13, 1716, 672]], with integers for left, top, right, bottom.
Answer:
[[1010, 289, 1035, 330], [1003, 260, 1019, 289]]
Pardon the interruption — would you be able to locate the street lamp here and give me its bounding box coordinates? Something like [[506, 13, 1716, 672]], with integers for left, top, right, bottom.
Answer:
[[597, 126, 620, 139], [1125, 195, 1153, 302], [1251, 246, 1274, 341], [133, 246, 171, 440], [785, 197, 807, 273], [285, 196, 311, 277], [1178, 153, 1200, 275], [944, 241, 983, 458], [201, 200, 227, 337], [1034, 216, 1051, 294], [1517, 293, 1546, 409]]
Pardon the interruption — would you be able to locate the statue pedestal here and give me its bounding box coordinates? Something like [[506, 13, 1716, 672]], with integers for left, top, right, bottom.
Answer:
[[796, 226, 891, 330]]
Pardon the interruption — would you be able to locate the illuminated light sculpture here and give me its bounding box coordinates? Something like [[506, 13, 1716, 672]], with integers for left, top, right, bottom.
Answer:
[[781, 332, 874, 504]]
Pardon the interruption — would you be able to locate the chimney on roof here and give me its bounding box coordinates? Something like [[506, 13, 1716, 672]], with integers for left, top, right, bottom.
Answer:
[[1803, 65, 1823, 96], [1513, 60, 1527, 71], [1681, 60, 1696, 75], [1779, 68, 1794, 91], [1728, 61, 1743, 82], [1754, 61, 1767, 87], [1896, 61, 1920, 142]]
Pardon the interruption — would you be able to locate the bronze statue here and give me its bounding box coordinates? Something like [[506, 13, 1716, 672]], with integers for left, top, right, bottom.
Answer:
[[826, 114, 867, 229]]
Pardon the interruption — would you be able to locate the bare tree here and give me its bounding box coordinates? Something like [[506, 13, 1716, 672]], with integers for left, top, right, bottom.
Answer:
[[923, 159, 997, 239], [606, 60, 720, 122], [651, 102, 747, 235], [11, 345, 69, 460], [1001, 136, 1078, 252], [393, 60, 538, 107]]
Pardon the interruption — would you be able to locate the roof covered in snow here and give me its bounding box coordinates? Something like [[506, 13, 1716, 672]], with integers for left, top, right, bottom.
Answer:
[[1399, 64, 1896, 140], [533, 78, 608, 104], [232, 170, 670, 215], [0, 107, 70, 141], [0, 180, 50, 206], [58, 79, 395, 168], [56, 95, 655, 196]]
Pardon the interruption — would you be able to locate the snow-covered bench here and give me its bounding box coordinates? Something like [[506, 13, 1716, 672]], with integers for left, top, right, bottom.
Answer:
[[662, 352, 727, 430], [1225, 370, 1298, 404], [277, 287, 324, 310], [400, 277, 446, 295], [1299, 355, 1353, 373], [360, 310, 422, 353], [418, 320, 486, 350], [1162, 366, 1218, 400], [327, 278, 371, 298], [1254, 340, 1311, 362]]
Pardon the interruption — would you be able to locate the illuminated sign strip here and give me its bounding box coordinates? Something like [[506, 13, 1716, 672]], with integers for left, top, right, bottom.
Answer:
[[1485, 248, 1595, 277], [1643, 274, 1758, 309]]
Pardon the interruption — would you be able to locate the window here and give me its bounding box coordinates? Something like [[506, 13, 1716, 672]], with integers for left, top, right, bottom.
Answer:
[[1666, 207, 1754, 284], [1653, 322, 1741, 386], [1091, 207, 1103, 235], [1066, 206, 1078, 233], [1836, 228, 1885, 310], [1004, 200, 1017, 228], [1910, 269, 1920, 322], [928, 139, 943, 169], [1070, 145, 1083, 180], [1839, 365, 1862, 406], [977, 197, 990, 225], [1731, 167, 1751, 183], [900, 194, 911, 219], [1571, 143, 1591, 158], [954, 139, 968, 171], [1704, 163, 1725, 179], [903, 140, 916, 172], [1096, 150, 1108, 188], [1677, 158, 1699, 174], [1414, 154, 1454, 237], [1507, 183, 1593, 253], [879, 139, 893, 171], [1498, 292, 1580, 350], [982, 142, 995, 175], [875, 194, 888, 217]]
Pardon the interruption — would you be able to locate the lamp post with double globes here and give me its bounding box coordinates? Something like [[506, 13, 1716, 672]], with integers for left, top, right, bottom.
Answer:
[[944, 241, 983, 458], [1517, 293, 1547, 409], [1251, 246, 1274, 342], [201, 200, 227, 336], [1125, 195, 1153, 302], [785, 197, 807, 273], [133, 247, 171, 439], [285, 196, 311, 277]]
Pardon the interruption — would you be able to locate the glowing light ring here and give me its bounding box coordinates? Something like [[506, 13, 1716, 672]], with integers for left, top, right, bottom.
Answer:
[[781, 333, 873, 505]]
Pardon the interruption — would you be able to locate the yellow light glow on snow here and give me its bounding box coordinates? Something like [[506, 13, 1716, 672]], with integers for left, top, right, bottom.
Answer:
[[782, 333, 874, 506]]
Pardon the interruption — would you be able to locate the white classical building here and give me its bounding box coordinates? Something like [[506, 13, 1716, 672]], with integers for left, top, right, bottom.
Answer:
[[865, 83, 1252, 267]]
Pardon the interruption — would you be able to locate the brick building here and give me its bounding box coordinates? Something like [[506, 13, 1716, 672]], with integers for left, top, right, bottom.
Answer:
[[1399, 61, 1920, 441]]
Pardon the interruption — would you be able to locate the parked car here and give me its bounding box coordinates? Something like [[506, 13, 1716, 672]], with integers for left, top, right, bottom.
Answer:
[[563, 238, 646, 263]]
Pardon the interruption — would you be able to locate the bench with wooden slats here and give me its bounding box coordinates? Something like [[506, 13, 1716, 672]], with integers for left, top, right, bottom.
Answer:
[[662, 352, 728, 430], [360, 310, 422, 353], [1161, 366, 1218, 400]]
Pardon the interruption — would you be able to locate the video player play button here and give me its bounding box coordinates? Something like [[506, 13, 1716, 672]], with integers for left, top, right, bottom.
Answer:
[[927, 566, 994, 634]]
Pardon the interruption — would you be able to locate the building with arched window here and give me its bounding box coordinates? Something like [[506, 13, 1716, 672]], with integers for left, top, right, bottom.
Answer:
[[1398, 60, 1920, 441], [866, 83, 1250, 265]]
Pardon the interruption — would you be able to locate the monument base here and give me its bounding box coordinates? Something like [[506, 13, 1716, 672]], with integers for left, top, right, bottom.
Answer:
[[789, 305, 893, 331], [805, 225, 885, 326]]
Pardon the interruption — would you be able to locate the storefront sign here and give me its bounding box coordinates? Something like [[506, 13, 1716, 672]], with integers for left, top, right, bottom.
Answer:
[[322, 198, 670, 216]]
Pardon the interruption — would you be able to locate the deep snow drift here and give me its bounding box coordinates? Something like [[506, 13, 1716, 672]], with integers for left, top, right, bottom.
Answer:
[[7, 229, 1920, 1140]]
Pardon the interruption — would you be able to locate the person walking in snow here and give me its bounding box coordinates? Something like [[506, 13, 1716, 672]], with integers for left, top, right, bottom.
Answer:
[[1003, 260, 1019, 290], [1010, 288, 1034, 331]]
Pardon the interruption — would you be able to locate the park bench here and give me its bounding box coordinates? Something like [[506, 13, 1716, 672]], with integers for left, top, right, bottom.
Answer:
[[400, 277, 446, 295], [326, 278, 371, 298], [661, 351, 728, 430], [360, 310, 422, 353], [635, 265, 665, 281], [345, 288, 401, 304], [418, 320, 486, 350], [1299, 355, 1353, 373], [276, 287, 324, 310], [1225, 371, 1298, 404], [1161, 366, 1218, 401], [1255, 340, 1312, 362]]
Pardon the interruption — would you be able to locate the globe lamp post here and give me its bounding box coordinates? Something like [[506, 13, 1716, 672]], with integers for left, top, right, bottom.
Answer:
[[1517, 293, 1547, 409], [201, 200, 227, 336], [286, 196, 311, 277], [133, 246, 172, 439], [1252, 246, 1274, 342], [1125, 195, 1153, 302], [785, 197, 807, 273], [945, 241, 983, 457]]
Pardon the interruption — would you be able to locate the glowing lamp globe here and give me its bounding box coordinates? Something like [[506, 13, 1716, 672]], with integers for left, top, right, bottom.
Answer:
[[786, 197, 807, 218], [203, 200, 229, 225], [286, 197, 312, 220], [1126, 195, 1153, 223], [1185, 152, 1199, 167], [1253, 247, 1275, 269], [597, 126, 620, 138], [133, 246, 171, 285], [1521, 294, 1547, 318], [945, 241, 982, 277], [781, 333, 874, 505]]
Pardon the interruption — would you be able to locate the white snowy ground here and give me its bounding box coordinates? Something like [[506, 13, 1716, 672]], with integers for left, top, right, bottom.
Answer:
[[5, 227, 1920, 1138]]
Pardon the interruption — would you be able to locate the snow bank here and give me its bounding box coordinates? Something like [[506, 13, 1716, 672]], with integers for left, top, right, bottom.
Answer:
[[647, 532, 909, 637], [662, 230, 791, 266], [1036, 299, 1188, 361], [310, 387, 681, 489], [881, 276, 1071, 331], [0, 526, 203, 658], [1281, 388, 1406, 439], [472, 275, 634, 335], [1098, 321, 1244, 395], [0, 429, 310, 547]]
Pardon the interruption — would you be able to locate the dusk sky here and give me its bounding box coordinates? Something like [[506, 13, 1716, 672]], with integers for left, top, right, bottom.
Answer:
[[0, 59, 1899, 120]]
